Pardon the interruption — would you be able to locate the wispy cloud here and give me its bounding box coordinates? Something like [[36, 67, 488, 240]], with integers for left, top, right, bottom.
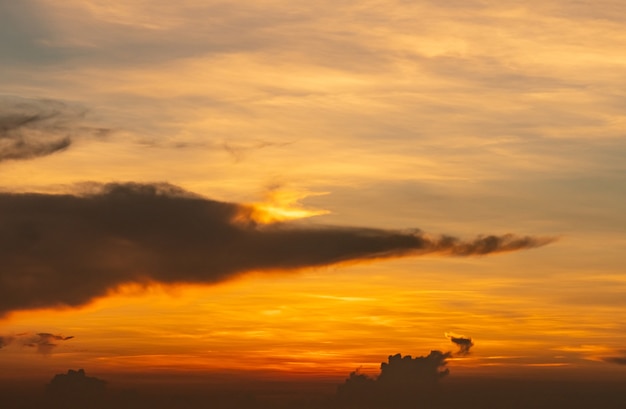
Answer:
[[0, 96, 109, 162], [0, 332, 74, 355], [222, 140, 293, 163], [0, 182, 553, 316]]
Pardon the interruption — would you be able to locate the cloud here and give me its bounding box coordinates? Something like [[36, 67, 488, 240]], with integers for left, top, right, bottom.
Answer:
[[24, 333, 75, 355], [0, 335, 14, 348], [378, 351, 451, 385], [0, 96, 109, 162], [0, 0, 385, 71], [603, 355, 626, 366], [47, 369, 107, 406], [337, 351, 451, 407], [446, 333, 474, 356], [222, 140, 293, 162], [0, 332, 73, 354], [0, 182, 554, 316]]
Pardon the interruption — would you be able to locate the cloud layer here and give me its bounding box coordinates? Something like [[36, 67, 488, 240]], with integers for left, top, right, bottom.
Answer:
[[0, 182, 553, 316]]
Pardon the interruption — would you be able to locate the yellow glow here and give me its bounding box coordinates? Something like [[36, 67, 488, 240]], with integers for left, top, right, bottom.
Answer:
[[245, 189, 330, 224], [2, 0, 626, 386], [2, 255, 624, 382]]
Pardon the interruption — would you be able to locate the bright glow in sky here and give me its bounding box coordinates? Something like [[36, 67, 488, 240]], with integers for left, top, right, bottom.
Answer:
[[1, 0, 626, 387]]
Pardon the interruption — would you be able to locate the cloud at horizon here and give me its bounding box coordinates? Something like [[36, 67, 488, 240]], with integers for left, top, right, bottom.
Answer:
[[0, 182, 553, 316], [603, 355, 626, 366]]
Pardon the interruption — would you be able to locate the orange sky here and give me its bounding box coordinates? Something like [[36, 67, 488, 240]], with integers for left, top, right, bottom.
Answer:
[[1, 0, 626, 386]]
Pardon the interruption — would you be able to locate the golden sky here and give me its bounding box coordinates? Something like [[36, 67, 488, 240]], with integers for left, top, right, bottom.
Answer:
[[1, 0, 625, 387]]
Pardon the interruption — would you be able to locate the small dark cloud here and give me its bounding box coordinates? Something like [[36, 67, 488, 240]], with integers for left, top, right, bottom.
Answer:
[[0, 96, 110, 162], [25, 333, 75, 355], [0, 182, 554, 316], [0, 332, 73, 354], [603, 355, 626, 366], [446, 332, 474, 356]]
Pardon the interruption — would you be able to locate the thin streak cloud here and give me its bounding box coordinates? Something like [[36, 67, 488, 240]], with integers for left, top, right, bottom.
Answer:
[[0, 182, 554, 316]]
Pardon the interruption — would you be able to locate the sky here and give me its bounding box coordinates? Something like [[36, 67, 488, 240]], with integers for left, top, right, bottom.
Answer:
[[1, 0, 626, 404]]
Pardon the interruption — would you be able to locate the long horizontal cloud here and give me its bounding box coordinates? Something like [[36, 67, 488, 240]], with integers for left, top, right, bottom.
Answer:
[[0, 332, 74, 355], [0, 183, 554, 316], [0, 96, 109, 162]]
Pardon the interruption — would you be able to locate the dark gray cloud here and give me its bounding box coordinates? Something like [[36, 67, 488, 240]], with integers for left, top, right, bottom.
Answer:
[[47, 369, 107, 407], [378, 351, 451, 385], [0, 182, 554, 316], [0, 332, 73, 355], [337, 351, 451, 407], [446, 333, 474, 356], [24, 333, 75, 355], [603, 355, 626, 366], [0, 96, 109, 162]]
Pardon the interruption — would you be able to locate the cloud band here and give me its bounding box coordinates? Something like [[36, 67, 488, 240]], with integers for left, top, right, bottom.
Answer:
[[0, 183, 554, 316]]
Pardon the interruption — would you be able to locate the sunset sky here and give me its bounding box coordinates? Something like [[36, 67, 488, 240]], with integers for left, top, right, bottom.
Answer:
[[1, 0, 626, 393]]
